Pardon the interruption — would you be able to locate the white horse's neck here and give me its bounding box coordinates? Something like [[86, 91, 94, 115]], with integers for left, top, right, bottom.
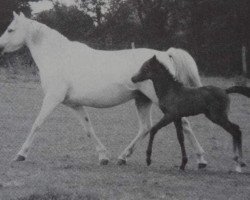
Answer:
[[25, 20, 68, 50], [23, 19, 97, 93]]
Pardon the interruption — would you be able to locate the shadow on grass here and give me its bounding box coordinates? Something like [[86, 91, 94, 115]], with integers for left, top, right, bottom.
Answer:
[[16, 190, 100, 200]]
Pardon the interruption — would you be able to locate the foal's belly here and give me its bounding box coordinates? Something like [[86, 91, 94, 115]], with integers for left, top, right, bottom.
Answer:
[[64, 83, 135, 108]]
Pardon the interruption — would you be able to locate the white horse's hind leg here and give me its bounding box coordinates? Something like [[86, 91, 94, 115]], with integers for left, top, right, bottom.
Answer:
[[117, 94, 152, 165], [181, 118, 207, 168], [14, 92, 64, 161], [70, 106, 109, 165]]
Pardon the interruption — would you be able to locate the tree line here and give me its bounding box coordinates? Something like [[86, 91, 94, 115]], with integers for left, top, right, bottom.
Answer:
[[0, 0, 249, 76]]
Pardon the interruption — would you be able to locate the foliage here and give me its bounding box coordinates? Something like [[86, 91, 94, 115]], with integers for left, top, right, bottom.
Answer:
[[78, 0, 107, 25], [36, 3, 94, 42]]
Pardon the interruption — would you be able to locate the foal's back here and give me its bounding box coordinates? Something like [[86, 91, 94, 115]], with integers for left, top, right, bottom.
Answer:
[[160, 85, 230, 117]]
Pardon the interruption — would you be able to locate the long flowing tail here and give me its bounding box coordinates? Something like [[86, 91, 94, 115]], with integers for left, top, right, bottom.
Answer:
[[166, 47, 202, 87], [226, 86, 250, 98]]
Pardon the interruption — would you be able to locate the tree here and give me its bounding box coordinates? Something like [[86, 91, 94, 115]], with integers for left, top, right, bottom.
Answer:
[[133, 0, 169, 49], [36, 3, 94, 42], [78, 0, 106, 26]]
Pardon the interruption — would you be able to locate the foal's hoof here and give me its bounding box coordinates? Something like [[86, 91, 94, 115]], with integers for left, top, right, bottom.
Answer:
[[179, 165, 186, 171], [198, 163, 207, 169], [100, 158, 109, 165], [14, 155, 26, 162], [117, 159, 127, 166], [146, 158, 151, 166], [240, 162, 247, 167]]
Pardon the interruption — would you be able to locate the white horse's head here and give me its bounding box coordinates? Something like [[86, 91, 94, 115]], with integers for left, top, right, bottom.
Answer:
[[0, 12, 28, 55]]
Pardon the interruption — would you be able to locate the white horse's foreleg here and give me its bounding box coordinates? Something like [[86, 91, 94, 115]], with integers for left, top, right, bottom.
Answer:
[[70, 106, 109, 165], [14, 92, 64, 161], [181, 118, 207, 168], [118, 95, 152, 165]]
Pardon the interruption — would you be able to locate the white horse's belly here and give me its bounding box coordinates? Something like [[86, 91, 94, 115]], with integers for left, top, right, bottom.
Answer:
[[64, 82, 134, 108]]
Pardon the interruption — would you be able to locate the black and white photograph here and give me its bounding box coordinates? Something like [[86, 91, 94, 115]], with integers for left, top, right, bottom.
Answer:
[[0, 0, 249, 199]]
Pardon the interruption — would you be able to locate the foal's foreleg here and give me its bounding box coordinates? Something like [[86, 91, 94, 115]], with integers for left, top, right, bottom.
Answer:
[[146, 114, 174, 166], [14, 92, 64, 161], [181, 118, 207, 168], [70, 106, 109, 165], [174, 119, 188, 170]]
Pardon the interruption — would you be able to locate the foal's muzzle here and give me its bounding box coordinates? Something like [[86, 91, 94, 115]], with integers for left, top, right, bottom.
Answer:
[[131, 73, 146, 83], [131, 76, 138, 83], [131, 75, 141, 83]]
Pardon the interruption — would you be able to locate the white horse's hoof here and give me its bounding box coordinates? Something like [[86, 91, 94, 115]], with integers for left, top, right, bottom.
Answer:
[[235, 165, 242, 173], [198, 163, 207, 169], [117, 159, 127, 165], [100, 158, 109, 165], [14, 155, 26, 162]]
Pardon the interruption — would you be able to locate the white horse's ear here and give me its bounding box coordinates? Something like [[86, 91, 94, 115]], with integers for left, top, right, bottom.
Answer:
[[13, 11, 18, 19], [20, 12, 25, 18]]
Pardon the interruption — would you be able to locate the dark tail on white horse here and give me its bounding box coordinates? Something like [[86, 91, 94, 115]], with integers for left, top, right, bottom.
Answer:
[[226, 86, 250, 98]]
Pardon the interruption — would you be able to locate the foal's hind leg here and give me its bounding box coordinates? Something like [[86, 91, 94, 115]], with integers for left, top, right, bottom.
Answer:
[[206, 113, 245, 172], [118, 94, 152, 165], [181, 118, 207, 168], [174, 119, 188, 170]]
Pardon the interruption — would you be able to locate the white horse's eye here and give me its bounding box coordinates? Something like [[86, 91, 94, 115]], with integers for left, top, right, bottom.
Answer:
[[8, 29, 14, 33]]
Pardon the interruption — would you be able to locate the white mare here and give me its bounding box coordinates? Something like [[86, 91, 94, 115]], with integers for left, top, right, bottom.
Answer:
[[0, 12, 207, 167]]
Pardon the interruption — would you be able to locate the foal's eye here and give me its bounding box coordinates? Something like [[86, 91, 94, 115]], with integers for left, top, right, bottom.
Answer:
[[8, 29, 14, 33]]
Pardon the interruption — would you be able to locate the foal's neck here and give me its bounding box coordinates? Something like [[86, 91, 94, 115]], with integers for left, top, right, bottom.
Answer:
[[152, 73, 182, 99]]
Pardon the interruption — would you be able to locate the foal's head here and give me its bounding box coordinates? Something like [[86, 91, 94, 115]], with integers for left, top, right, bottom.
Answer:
[[132, 55, 178, 86], [131, 55, 166, 83]]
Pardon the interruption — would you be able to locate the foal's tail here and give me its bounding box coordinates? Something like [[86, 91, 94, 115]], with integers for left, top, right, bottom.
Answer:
[[166, 47, 202, 87], [226, 86, 250, 98]]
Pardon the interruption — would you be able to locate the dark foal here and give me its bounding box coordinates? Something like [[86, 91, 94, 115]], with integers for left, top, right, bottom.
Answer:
[[132, 55, 250, 172]]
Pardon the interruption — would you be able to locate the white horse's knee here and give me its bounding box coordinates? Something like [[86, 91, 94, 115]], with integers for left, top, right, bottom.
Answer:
[[139, 123, 150, 134], [181, 118, 192, 133]]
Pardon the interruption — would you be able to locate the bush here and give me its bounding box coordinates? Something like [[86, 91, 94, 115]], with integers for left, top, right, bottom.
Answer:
[[36, 3, 94, 42]]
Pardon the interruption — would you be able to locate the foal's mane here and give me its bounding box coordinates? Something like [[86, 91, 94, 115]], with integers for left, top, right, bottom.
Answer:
[[155, 57, 183, 88]]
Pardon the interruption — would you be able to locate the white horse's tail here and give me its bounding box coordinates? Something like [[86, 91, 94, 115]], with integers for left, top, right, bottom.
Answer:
[[166, 47, 202, 87]]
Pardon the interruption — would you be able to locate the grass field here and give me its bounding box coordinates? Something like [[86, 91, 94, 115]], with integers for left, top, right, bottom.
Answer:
[[0, 75, 250, 200]]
